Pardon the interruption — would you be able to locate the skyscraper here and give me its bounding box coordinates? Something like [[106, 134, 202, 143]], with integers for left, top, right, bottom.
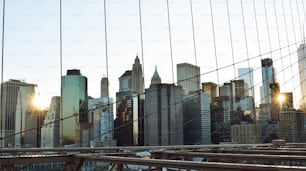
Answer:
[[131, 55, 144, 94], [14, 85, 41, 148], [115, 56, 145, 146], [177, 63, 200, 94], [238, 68, 254, 97], [0, 79, 37, 148], [261, 58, 274, 104], [211, 96, 231, 144], [183, 91, 211, 145], [144, 69, 184, 146], [61, 69, 88, 146], [298, 44, 306, 111]]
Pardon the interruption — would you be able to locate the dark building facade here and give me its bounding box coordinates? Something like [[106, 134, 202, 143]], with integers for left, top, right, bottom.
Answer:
[[115, 56, 145, 146]]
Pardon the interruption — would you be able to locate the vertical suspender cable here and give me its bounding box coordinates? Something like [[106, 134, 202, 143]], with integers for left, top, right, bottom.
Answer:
[[240, 0, 253, 99], [189, 0, 198, 74], [252, 0, 261, 56], [273, 0, 286, 88], [138, 0, 145, 89], [59, 0, 63, 147], [225, 0, 236, 80], [0, 0, 5, 148], [166, 0, 174, 84], [294, 0, 303, 41], [166, 0, 177, 145], [302, 0, 306, 25], [103, 0, 111, 141], [288, 0, 299, 110], [263, 0, 272, 53], [209, 0, 220, 85], [280, 0, 296, 97], [252, 0, 261, 113]]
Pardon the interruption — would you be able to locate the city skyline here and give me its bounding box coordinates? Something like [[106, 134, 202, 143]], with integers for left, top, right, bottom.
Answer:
[[0, 0, 304, 109]]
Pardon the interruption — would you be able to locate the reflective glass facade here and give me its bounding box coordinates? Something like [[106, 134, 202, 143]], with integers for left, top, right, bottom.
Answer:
[[61, 69, 88, 146]]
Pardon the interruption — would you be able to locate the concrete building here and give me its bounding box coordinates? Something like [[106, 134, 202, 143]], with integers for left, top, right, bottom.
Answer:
[[183, 91, 211, 144], [219, 80, 249, 111], [100, 77, 109, 98], [230, 122, 261, 144], [61, 69, 88, 146], [238, 68, 254, 97], [41, 96, 61, 148], [0, 79, 37, 148], [211, 96, 231, 144], [177, 63, 200, 95], [144, 69, 184, 146], [279, 108, 304, 143], [202, 82, 218, 103]]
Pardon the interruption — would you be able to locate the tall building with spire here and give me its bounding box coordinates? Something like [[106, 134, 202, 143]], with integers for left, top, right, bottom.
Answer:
[[115, 56, 145, 146], [151, 66, 162, 85], [144, 67, 184, 146], [61, 69, 88, 146], [131, 55, 144, 94]]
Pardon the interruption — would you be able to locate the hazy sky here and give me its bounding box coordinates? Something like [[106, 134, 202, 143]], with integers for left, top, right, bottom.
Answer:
[[1, 0, 305, 108]]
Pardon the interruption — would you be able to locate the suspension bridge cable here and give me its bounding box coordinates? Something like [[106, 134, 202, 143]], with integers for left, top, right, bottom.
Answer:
[[240, 0, 254, 98], [103, 0, 112, 142], [281, 0, 296, 106], [288, 0, 301, 109], [165, 0, 180, 145], [138, 0, 145, 90], [209, 0, 220, 86], [251, 0, 262, 103], [166, 0, 174, 84], [59, 0, 63, 147], [302, 0, 306, 25], [189, 0, 198, 68], [263, 0, 272, 53], [4, 43, 301, 146], [225, 0, 236, 80], [273, 0, 286, 88], [294, 0, 303, 41], [252, 0, 262, 56], [0, 0, 5, 148], [1, 33, 302, 145]]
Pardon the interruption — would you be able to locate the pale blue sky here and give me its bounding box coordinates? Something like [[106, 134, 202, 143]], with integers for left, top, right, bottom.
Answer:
[[1, 0, 305, 108]]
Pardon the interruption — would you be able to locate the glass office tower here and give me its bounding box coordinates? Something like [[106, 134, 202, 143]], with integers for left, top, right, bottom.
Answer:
[[61, 69, 88, 146]]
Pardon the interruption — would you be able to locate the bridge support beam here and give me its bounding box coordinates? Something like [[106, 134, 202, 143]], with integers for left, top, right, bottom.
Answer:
[[63, 158, 83, 171], [2, 165, 18, 171]]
